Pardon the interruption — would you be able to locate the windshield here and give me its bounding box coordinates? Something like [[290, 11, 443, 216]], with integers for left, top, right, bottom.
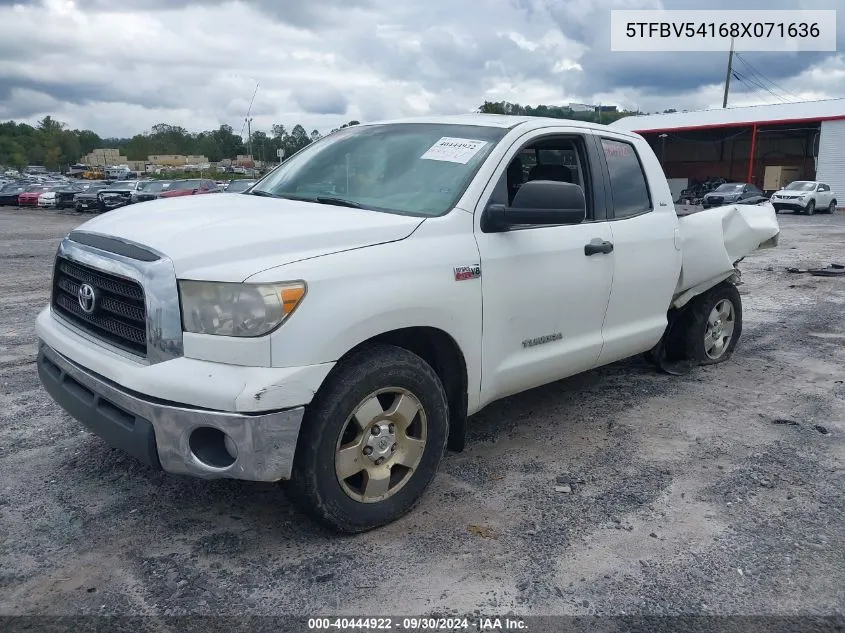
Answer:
[[139, 181, 170, 192], [105, 181, 133, 190], [171, 180, 201, 190], [715, 184, 744, 192], [785, 181, 815, 191], [226, 180, 255, 192], [251, 123, 508, 216]]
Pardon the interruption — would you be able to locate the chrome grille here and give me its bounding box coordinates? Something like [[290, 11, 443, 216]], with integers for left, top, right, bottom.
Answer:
[[52, 257, 148, 357]]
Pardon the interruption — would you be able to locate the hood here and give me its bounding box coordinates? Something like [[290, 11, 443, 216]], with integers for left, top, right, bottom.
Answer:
[[71, 193, 425, 281]]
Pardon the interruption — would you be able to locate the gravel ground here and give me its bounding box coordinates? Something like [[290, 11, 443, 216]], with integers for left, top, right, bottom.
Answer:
[[0, 206, 843, 622]]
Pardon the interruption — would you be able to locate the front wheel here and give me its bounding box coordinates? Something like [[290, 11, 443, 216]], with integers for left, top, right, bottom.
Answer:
[[829, 200, 837, 214], [805, 200, 815, 216], [285, 344, 449, 533], [682, 283, 743, 366]]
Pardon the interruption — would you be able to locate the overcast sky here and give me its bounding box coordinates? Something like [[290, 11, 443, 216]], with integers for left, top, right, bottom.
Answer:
[[0, 0, 842, 138]]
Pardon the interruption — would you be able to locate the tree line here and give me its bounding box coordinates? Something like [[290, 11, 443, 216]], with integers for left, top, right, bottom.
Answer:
[[0, 116, 361, 171], [1, 102, 655, 172], [477, 101, 638, 124]]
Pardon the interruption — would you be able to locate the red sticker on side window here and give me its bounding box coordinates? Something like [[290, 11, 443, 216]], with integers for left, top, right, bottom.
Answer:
[[602, 140, 632, 158]]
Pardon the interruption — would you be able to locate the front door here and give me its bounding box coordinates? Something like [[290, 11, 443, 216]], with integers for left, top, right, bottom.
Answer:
[[473, 129, 615, 407]]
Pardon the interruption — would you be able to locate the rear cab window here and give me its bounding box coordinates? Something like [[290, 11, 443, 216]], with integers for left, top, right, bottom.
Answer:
[[600, 137, 652, 219]]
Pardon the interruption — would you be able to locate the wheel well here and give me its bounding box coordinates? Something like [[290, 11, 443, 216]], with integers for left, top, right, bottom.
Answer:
[[341, 327, 468, 452]]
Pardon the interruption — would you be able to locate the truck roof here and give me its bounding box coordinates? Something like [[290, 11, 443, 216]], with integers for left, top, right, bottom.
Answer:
[[359, 113, 642, 139]]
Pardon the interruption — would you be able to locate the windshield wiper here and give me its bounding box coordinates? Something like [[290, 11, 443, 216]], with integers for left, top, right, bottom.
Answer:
[[313, 196, 363, 209], [251, 190, 364, 209]]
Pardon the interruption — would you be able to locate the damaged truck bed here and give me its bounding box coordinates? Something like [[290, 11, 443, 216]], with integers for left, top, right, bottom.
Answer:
[[673, 202, 781, 309]]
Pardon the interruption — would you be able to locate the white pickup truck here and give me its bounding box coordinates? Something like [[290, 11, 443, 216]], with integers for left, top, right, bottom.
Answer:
[[36, 115, 780, 532]]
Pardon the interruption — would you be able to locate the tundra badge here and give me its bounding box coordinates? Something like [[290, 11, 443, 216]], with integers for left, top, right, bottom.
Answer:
[[522, 333, 563, 348], [454, 264, 481, 281]]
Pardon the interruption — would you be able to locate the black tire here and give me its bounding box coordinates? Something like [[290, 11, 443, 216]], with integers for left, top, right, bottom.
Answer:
[[829, 200, 837, 214], [682, 283, 743, 366], [805, 200, 815, 216], [285, 344, 449, 533], [75, 202, 83, 212]]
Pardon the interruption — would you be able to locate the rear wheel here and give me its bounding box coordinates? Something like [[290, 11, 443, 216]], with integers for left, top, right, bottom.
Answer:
[[682, 283, 743, 366], [285, 344, 449, 533]]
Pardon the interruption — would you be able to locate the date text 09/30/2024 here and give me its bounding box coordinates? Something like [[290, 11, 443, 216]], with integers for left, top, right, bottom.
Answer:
[[307, 617, 528, 631]]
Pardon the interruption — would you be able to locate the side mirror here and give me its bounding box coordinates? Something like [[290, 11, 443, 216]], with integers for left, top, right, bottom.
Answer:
[[481, 180, 586, 233]]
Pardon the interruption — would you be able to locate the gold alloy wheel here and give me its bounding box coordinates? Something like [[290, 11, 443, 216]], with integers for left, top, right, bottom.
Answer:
[[334, 387, 428, 503]]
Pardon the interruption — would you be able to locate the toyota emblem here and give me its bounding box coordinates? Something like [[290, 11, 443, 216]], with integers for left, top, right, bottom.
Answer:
[[77, 283, 97, 314]]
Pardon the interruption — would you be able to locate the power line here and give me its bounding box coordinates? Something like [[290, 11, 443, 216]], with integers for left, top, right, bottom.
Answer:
[[732, 70, 789, 104], [734, 60, 793, 103], [734, 53, 801, 102], [735, 53, 801, 100]]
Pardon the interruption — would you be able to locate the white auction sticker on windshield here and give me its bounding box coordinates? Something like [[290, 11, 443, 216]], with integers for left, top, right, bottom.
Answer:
[[420, 137, 488, 164]]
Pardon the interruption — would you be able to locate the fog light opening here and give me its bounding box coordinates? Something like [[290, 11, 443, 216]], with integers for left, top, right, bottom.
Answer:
[[189, 427, 237, 469]]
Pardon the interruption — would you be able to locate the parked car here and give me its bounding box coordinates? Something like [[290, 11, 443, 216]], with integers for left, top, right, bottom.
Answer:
[[0, 182, 30, 206], [73, 183, 111, 212], [35, 115, 780, 533], [701, 182, 765, 209], [37, 183, 84, 209], [157, 179, 220, 198], [98, 180, 149, 211], [131, 180, 172, 203], [18, 185, 51, 207], [54, 182, 102, 210], [223, 179, 256, 193], [769, 180, 837, 215]]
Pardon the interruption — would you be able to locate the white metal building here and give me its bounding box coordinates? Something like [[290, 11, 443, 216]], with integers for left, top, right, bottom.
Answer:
[[611, 98, 845, 201]]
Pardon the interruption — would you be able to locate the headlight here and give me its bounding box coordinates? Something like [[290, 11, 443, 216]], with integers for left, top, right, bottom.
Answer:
[[179, 280, 306, 337]]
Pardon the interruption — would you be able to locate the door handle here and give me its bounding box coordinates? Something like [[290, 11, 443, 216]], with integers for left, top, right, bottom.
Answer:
[[584, 240, 614, 256]]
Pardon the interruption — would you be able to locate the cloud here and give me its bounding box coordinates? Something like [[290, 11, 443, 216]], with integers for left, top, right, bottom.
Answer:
[[291, 86, 349, 115], [0, 0, 841, 137]]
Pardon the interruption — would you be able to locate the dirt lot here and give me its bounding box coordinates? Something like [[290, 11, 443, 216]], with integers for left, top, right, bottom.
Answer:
[[0, 206, 843, 621]]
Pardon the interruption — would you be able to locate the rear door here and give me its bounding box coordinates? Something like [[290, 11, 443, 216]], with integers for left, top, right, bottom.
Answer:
[[592, 133, 683, 366], [816, 183, 833, 207], [473, 127, 615, 406]]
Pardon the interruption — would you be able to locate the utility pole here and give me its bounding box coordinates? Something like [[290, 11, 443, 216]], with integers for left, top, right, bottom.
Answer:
[[722, 36, 735, 108], [659, 133, 668, 169], [245, 117, 253, 162]]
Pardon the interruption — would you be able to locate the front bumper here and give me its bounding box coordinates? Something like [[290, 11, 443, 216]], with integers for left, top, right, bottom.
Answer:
[[771, 199, 807, 211], [38, 341, 306, 481], [38, 199, 57, 207]]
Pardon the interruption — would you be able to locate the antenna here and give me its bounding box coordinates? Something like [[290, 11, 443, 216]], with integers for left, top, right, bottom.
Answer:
[[239, 82, 260, 138]]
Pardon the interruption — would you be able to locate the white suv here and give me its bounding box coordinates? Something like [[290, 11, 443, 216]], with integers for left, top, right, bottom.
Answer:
[[770, 181, 837, 215]]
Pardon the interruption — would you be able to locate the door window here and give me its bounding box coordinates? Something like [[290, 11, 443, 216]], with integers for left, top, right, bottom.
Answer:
[[494, 136, 594, 219], [600, 138, 652, 219]]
